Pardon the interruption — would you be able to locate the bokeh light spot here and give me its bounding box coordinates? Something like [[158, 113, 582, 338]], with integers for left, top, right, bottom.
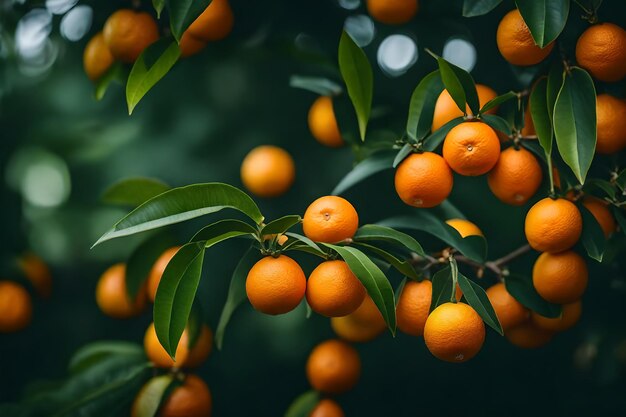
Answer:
[[377, 34, 418, 77], [344, 15, 376, 47], [46, 0, 78, 15], [60, 5, 93, 41], [442, 38, 477, 72]]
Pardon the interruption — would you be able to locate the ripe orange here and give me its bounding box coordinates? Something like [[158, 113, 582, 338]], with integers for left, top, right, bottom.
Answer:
[[394, 152, 454, 208], [83, 32, 114, 81], [147, 246, 180, 302], [506, 321, 554, 348], [310, 399, 345, 417], [595, 94, 626, 154], [142, 374, 212, 417], [423, 302, 485, 362], [331, 295, 386, 343], [245, 255, 306, 315], [485, 283, 528, 331], [532, 301, 581, 332], [532, 250, 588, 304], [302, 196, 359, 243], [582, 197, 616, 237], [443, 122, 501, 176], [445, 218, 483, 238], [240, 145, 295, 198], [306, 339, 361, 394], [496, 9, 554, 66], [366, 0, 418, 25], [396, 280, 431, 337], [103, 9, 159, 63], [0, 281, 32, 333], [576, 23, 626, 82], [17, 252, 52, 299], [306, 261, 365, 317], [179, 0, 234, 57], [431, 84, 498, 131], [96, 263, 146, 319], [308, 96, 344, 148], [144, 322, 213, 368], [524, 198, 582, 253], [179, 33, 207, 58], [487, 146, 543, 205], [521, 103, 536, 137]]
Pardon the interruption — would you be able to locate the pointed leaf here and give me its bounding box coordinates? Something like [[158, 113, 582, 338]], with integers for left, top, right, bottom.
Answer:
[[430, 266, 453, 311], [95, 62, 127, 101], [289, 75, 342, 96], [457, 274, 503, 335], [353, 242, 420, 280], [505, 273, 561, 317], [530, 77, 553, 156], [406, 70, 444, 142], [515, 0, 570, 47], [130, 375, 175, 417], [354, 224, 425, 255], [393, 144, 413, 168], [68, 341, 144, 375], [167, 0, 211, 42], [480, 91, 516, 114], [578, 203, 606, 262], [463, 0, 503, 17], [423, 117, 464, 151], [261, 215, 302, 236], [284, 391, 319, 417], [101, 177, 171, 208], [332, 151, 394, 195], [481, 114, 512, 135], [126, 233, 177, 301], [431, 53, 479, 115], [152, 0, 165, 18], [190, 219, 257, 244]]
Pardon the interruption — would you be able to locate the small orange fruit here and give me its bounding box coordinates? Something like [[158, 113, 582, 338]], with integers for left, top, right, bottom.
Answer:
[[524, 198, 582, 253], [17, 252, 52, 298], [431, 84, 498, 131], [582, 197, 616, 237], [532, 301, 582, 332], [306, 339, 361, 394], [306, 261, 365, 317], [245, 255, 306, 315], [83, 32, 114, 81], [240, 145, 295, 198], [532, 250, 588, 304], [394, 152, 454, 208], [506, 321, 554, 348], [133, 374, 212, 417], [103, 9, 159, 63], [443, 122, 501, 176], [331, 295, 386, 343], [144, 322, 213, 368], [487, 146, 543, 205], [423, 302, 485, 362], [0, 281, 32, 333], [96, 263, 146, 319], [179, 33, 207, 58], [147, 247, 180, 302], [308, 96, 343, 148], [485, 283, 528, 331], [366, 0, 418, 25], [595, 94, 626, 154], [496, 9, 554, 66], [310, 399, 345, 417], [179, 0, 234, 57], [445, 218, 483, 238], [576, 23, 626, 82], [396, 280, 431, 337], [302, 196, 359, 243]]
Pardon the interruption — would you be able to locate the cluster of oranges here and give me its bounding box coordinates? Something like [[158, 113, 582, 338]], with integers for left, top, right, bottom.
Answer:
[[83, 0, 233, 82]]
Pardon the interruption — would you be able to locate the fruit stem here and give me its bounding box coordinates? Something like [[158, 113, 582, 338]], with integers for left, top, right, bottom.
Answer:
[[546, 156, 556, 196], [448, 255, 459, 303], [491, 244, 531, 268]]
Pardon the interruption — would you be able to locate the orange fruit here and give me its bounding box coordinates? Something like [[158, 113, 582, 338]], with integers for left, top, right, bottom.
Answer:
[[366, 0, 419, 25], [423, 302, 485, 362], [442, 121, 501, 176], [302, 196, 359, 243], [431, 84, 498, 131], [485, 283, 528, 331], [532, 250, 588, 304], [184, 325, 214, 368], [147, 246, 180, 303], [245, 255, 306, 315], [306, 260, 366, 317], [532, 301, 582, 332], [103, 9, 159, 63], [240, 145, 295, 198], [310, 399, 345, 417], [524, 198, 582, 253], [306, 339, 361, 394], [496, 9, 554, 66], [487, 146, 543, 205], [331, 295, 386, 343], [506, 321, 554, 348], [17, 252, 52, 299], [262, 233, 289, 246], [582, 197, 616, 237], [595, 94, 626, 154], [179, 33, 207, 58], [396, 280, 431, 337], [576, 23, 626, 82], [521, 103, 536, 137], [445, 218, 483, 238], [394, 152, 454, 208], [144, 322, 213, 368], [0, 281, 32, 333], [308, 96, 343, 148], [83, 32, 114, 81], [96, 263, 146, 319], [179, 0, 234, 57], [147, 374, 212, 417]]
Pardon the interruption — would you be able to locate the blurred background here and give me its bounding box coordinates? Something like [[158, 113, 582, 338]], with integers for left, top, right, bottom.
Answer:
[[1, 0, 626, 415]]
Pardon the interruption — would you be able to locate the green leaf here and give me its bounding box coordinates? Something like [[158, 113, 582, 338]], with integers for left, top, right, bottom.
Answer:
[[354, 224, 425, 256], [505, 273, 561, 318], [530, 77, 553, 156], [153, 242, 205, 358], [95, 62, 127, 101], [190, 219, 257, 244], [457, 274, 503, 335], [515, 0, 570, 47], [423, 117, 464, 151], [323, 244, 396, 332], [553, 67, 597, 184], [101, 177, 171, 208], [616, 169, 626, 190], [261, 215, 302, 236], [393, 144, 413, 168], [126, 234, 176, 301], [332, 151, 394, 195], [430, 52, 479, 115], [612, 207, 626, 237], [166, 0, 211, 41], [289, 75, 342, 96], [481, 114, 512, 135], [463, 0, 503, 17], [546, 63, 562, 118], [479, 91, 516, 114], [94, 183, 264, 247], [215, 246, 261, 349], [338, 30, 373, 141], [126, 39, 181, 115], [283, 232, 327, 258], [578, 203, 606, 262], [130, 375, 175, 417], [284, 391, 319, 417], [68, 341, 144, 375], [406, 70, 444, 142], [430, 266, 453, 311], [583, 179, 617, 201], [152, 0, 165, 18], [353, 242, 420, 280]]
